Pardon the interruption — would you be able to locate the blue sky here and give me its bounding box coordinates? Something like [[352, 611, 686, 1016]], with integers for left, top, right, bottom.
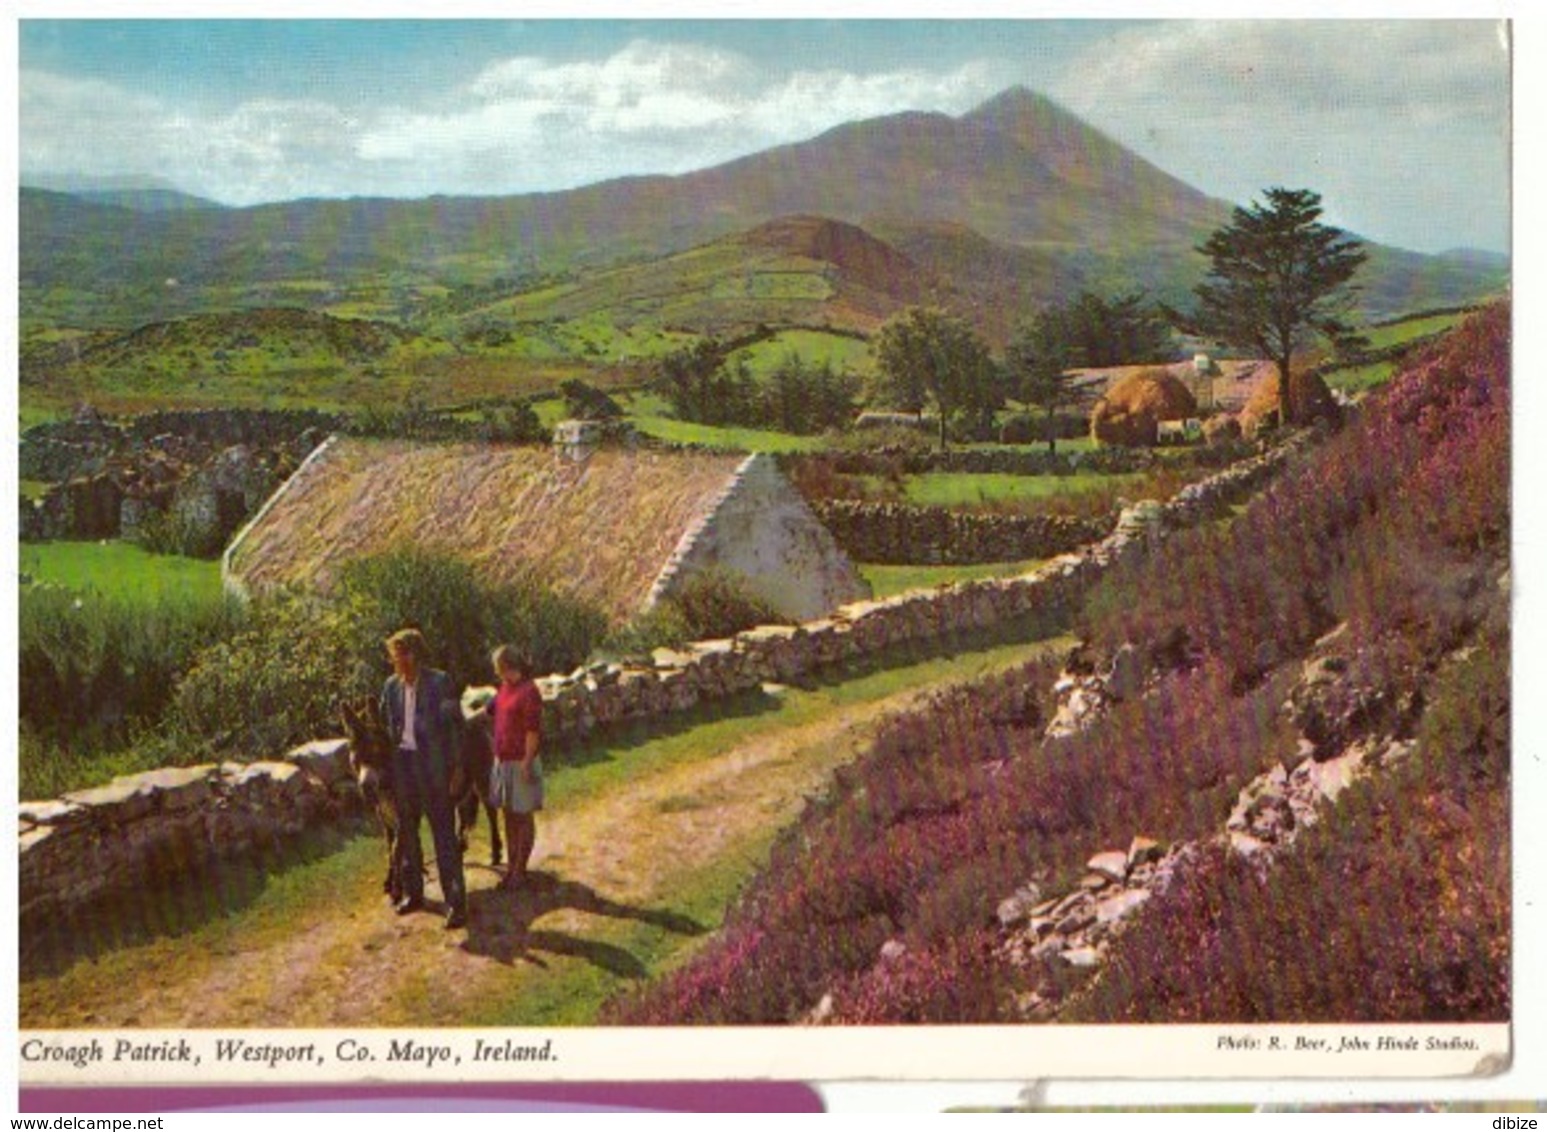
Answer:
[[18, 18, 1511, 254]]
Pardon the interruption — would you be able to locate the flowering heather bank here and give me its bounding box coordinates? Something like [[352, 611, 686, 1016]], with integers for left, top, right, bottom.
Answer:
[[605, 304, 1509, 1025]]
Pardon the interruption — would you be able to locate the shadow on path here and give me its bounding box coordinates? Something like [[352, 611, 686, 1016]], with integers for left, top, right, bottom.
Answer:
[[460, 871, 706, 979], [21, 821, 374, 983]]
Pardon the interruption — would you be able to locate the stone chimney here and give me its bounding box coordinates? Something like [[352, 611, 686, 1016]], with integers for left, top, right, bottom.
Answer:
[[552, 418, 636, 462]]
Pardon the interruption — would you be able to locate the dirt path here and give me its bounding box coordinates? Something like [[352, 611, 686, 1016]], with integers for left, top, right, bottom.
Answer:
[[23, 638, 1063, 1029]]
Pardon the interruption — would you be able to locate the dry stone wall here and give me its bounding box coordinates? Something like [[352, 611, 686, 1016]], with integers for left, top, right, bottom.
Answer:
[[18, 437, 1306, 933], [19, 741, 355, 933], [20, 409, 337, 546], [812, 501, 1107, 565]]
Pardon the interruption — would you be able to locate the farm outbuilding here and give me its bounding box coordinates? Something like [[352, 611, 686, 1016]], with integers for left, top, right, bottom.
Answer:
[[223, 435, 871, 624]]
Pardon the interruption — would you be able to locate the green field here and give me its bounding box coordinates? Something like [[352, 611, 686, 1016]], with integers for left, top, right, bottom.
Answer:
[[728, 329, 874, 378], [1323, 310, 1469, 396], [20, 541, 225, 604], [859, 559, 1048, 598], [1363, 311, 1466, 349], [620, 391, 829, 453], [709, 271, 833, 301], [1324, 360, 1399, 396], [886, 470, 1144, 507]]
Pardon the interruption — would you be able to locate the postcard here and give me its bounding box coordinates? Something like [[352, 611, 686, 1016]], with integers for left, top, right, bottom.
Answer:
[[11, 8, 1528, 1103]]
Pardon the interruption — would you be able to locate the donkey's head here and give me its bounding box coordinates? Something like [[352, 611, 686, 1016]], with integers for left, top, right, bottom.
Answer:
[[337, 696, 393, 796]]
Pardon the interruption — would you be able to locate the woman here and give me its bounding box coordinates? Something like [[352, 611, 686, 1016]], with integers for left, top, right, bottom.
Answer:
[[486, 644, 544, 889]]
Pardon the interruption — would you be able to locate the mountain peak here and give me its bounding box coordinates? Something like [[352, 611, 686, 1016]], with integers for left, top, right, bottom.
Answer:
[[964, 85, 1065, 117]]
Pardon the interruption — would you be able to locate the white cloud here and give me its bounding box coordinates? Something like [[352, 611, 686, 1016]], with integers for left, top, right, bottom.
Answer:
[[21, 69, 170, 180], [22, 69, 370, 202], [747, 60, 1009, 139], [361, 39, 1002, 161], [479, 40, 751, 110], [1050, 21, 1510, 252], [349, 39, 1006, 195]]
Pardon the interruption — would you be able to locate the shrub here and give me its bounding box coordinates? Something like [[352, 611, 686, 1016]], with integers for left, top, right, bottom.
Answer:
[[19, 584, 247, 751], [998, 411, 1086, 446], [654, 343, 862, 436], [1080, 304, 1509, 687], [600, 568, 789, 658], [478, 400, 548, 445], [130, 507, 224, 559], [559, 379, 623, 421], [661, 569, 787, 640], [168, 591, 375, 756], [337, 548, 606, 686], [171, 548, 608, 756], [826, 928, 1015, 1024], [826, 422, 935, 456], [759, 355, 863, 435], [783, 453, 901, 505], [1073, 740, 1509, 1024]]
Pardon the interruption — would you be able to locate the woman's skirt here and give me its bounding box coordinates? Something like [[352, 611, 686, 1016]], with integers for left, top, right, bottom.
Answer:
[[489, 758, 544, 814]]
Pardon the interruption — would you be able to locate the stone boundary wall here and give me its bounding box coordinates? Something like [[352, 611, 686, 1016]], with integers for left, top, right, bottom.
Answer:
[[19, 437, 1307, 934], [797, 441, 1257, 479], [21, 409, 342, 483], [812, 501, 1108, 566], [19, 741, 357, 932]]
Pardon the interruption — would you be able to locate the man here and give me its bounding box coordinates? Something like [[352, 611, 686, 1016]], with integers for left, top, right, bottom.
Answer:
[[380, 627, 468, 930]]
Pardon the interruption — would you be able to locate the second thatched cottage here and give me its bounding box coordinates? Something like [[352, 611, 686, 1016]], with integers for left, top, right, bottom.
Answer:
[[222, 430, 871, 625]]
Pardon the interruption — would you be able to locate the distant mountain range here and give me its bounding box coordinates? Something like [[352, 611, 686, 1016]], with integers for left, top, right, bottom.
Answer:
[[22, 172, 224, 213], [20, 87, 1508, 334]]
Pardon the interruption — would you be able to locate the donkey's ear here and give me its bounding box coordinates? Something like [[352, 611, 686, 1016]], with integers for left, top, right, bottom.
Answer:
[[338, 700, 358, 728]]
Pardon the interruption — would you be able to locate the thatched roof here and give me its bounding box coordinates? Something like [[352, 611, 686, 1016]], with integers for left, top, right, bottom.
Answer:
[[225, 439, 745, 623]]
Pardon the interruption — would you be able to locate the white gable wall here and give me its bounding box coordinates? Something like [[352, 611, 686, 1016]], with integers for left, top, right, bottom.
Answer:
[[647, 453, 872, 622]]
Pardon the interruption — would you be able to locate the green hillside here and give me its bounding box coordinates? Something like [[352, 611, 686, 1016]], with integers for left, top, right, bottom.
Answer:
[[445, 215, 927, 348], [22, 89, 1506, 336], [17, 307, 608, 418]]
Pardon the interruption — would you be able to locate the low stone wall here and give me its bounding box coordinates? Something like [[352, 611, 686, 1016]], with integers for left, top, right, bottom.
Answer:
[[812, 501, 1107, 566], [19, 741, 357, 933], [21, 409, 341, 484], [797, 439, 1258, 479], [18, 437, 1305, 933]]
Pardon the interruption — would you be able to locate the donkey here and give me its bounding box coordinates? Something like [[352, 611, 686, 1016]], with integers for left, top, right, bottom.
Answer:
[[338, 697, 403, 904], [455, 686, 504, 868]]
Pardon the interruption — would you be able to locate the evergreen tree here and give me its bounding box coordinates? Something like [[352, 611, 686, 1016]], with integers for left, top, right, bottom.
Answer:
[[1169, 187, 1365, 424]]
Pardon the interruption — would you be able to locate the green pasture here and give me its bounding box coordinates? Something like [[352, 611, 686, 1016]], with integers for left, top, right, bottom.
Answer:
[[1363, 311, 1466, 349], [619, 391, 828, 453], [1321, 310, 1468, 397], [19, 541, 225, 605], [709, 271, 833, 302], [1324, 360, 1398, 396], [728, 329, 874, 378], [859, 559, 1049, 598], [884, 470, 1144, 508]]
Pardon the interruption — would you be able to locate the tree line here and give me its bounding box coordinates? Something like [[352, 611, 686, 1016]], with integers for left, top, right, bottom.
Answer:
[[650, 187, 1365, 450]]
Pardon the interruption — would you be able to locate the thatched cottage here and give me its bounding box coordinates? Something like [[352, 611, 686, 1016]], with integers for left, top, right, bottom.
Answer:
[[222, 436, 871, 624]]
